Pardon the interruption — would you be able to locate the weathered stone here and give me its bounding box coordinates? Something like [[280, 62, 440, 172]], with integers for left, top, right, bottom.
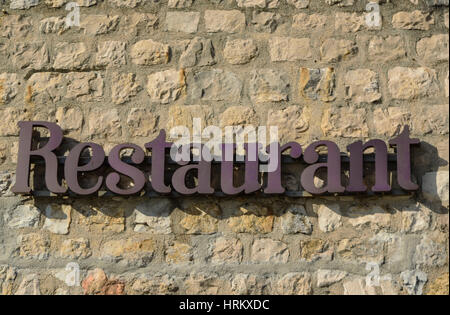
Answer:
[[25, 72, 64, 104], [53, 42, 90, 70], [392, 11, 434, 30], [223, 39, 258, 65], [412, 105, 449, 136], [43, 204, 71, 235], [82, 268, 124, 295], [219, 106, 257, 128], [237, 0, 279, 7], [95, 41, 126, 68], [416, 34, 449, 64], [17, 233, 49, 260], [317, 270, 348, 287], [280, 205, 312, 235], [373, 107, 411, 137], [121, 13, 158, 35], [147, 69, 185, 104], [321, 107, 369, 138], [249, 69, 289, 103], [167, 105, 212, 131], [343, 278, 376, 295], [316, 204, 342, 233], [111, 73, 141, 105], [130, 40, 169, 65], [276, 273, 312, 295], [129, 274, 178, 295], [109, 0, 143, 7], [0, 265, 16, 295], [268, 37, 312, 62], [59, 238, 92, 259], [344, 69, 381, 104], [205, 10, 246, 33], [134, 199, 173, 234], [165, 241, 193, 264], [335, 12, 366, 32], [101, 239, 156, 266], [179, 37, 215, 68], [325, 0, 354, 6], [251, 239, 289, 263], [251, 11, 280, 33], [0, 15, 32, 39], [39, 17, 68, 34], [267, 106, 309, 143], [422, 171, 449, 205], [11, 42, 50, 70], [401, 270, 427, 295], [388, 66, 439, 100], [15, 274, 40, 295], [184, 272, 230, 295], [424, 0, 449, 6], [178, 201, 220, 234], [80, 15, 120, 35], [401, 203, 431, 233], [299, 67, 335, 102], [0, 73, 20, 104], [287, 0, 308, 8], [55, 106, 83, 133], [368, 36, 407, 63], [426, 273, 449, 295], [77, 205, 125, 233], [347, 205, 391, 232], [320, 39, 357, 63], [4, 204, 40, 229], [10, 0, 39, 10], [0, 107, 27, 136], [292, 13, 327, 31], [189, 69, 241, 102], [168, 0, 193, 7], [126, 108, 157, 138], [211, 237, 243, 264], [65, 72, 104, 101], [231, 274, 269, 295], [166, 12, 200, 34], [414, 237, 447, 267], [299, 239, 332, 262]]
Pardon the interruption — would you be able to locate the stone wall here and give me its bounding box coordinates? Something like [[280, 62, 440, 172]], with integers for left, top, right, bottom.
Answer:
[[0, 0, 449, 295]]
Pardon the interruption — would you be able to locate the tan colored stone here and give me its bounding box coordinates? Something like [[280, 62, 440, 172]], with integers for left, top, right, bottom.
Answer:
[[411, 105, 449, 135], [392, 11, 434, 30], [237, 0, 279, 7], [53, 42, 90, 70], [147, 69, 185, 104], [25, 72, 64, 104], [321, 107, 369, 138], [0, 107, 27, 136], [55, 106, 83, 132], [287, 0, 309, 8], [368, 36, 407, 63], [299, 239, 332, 262], [223, 39, 258, 65], [227, 214, 274, 234], [267, 106, 309, 143], [211, 237, 243, 264], [335, 12, 366, 32], [219, 106, 258, 127], [316, 204, 342, 233], [249, 69, 290, 103], [320, 39, 358, 62], [179, 201, 220, 234], [166, 11, 200, 34], [184, 272, 230, 295], [167, 105, 212, 131], [109, 0, 143, 7], [11, 42, 50, 70], [268, 37, 312, 62], [130, 40, 169, 65], [95, 41, 126, 68], [205, 10, 246, 33], [0, 73, 20, 104], [43, 204, 71, 235], [299, 67, 335, 102], [276, 273, 312, 295], [373, 107, 411, 137], [18, 233, 49, 260], [251, 239, 289, 263], [77, 205, 125, 232], [0, 15, 32, 39], [189, 69, 242, 102], [426, 273, 449, 295], [65, 72, 104, 101], [39, 17, 68, 34], [422, 171, 449, 205], [292, 13, 327, 31], [317, 270, 348, 287], [347, 205, 391, 231], [179, 37, 215, 68], [82, 268, 124, 295], [111, 73, 141, 105], [251, 11, 280, 33], [126, 108, 157, 138], [80, 15, 120, 35], [165, 241, 193, 264], [101, 239, 156, 266], [59, 238, 92, 259], [388, 67, 439, 100], [401, 203, 431, 233], [168, 0, 193, 7], [344, 69, 381, 104], [416, 34, 449, 64]]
